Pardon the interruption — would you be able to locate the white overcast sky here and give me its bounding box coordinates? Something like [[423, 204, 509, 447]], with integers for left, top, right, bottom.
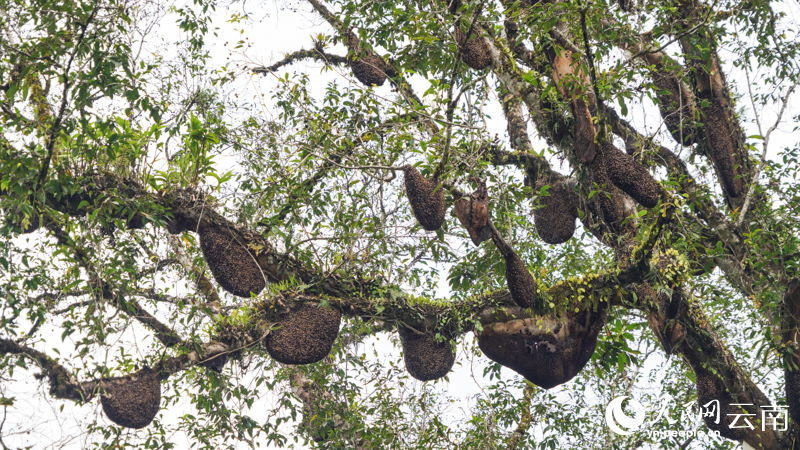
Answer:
[[3, 0, 800, 448]]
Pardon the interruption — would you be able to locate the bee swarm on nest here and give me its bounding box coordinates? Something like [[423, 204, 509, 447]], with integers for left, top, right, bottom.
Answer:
[[478, 306, 607, 389], [100, 367, 161, 429], [398, 326, 456, 381], [403, 165, 446, 231], [198, 224, 266, 298], [264, 304, 342, 365]]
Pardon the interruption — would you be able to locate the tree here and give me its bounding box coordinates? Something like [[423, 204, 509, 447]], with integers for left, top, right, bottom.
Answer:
[[0, 0, 799, 446]]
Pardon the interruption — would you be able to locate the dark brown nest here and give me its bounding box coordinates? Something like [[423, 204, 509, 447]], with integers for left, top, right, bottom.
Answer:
[[350, 55, 387, 87], [126, 214, 145, 230], [618, 0, 634, 11], [453, 182, 490, 246], [100, 367, 161, 429], [199, 352, 228, 373], [702, 99, 742, 198], [198, 225, 266, 298], [587, 154, 628, 234], [166, 215, 192, 234], [264, 304, 342, 365], [403, 165, 446, 231], [601, 142, 660, 209], [651, 73, 698, 146], [478, 307, 606, 389], [347, 33, 387, 86], [503, 251, 537, 309], [786, 367, 800, 425], [397, 327, 456, 381], [19, 215, 39, 234], [3, 207, 40, 234], [638, 284, 685, 354], [694, 367, 750, 440], [454, 27, 492, 71], [533, 182, 578, 245], [570, 98, 598, 163]]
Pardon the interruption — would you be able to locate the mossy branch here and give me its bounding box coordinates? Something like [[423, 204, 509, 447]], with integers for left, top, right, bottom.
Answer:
[[506, 381, 536, 450], [305, 0, 440, 136], [0, 338, 86, 401], [46, 222, 184, 348], [252, 48, 349, 74]]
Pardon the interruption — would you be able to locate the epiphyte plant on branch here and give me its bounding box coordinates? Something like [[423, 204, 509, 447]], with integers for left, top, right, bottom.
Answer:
[[1, 0, 800, 447]]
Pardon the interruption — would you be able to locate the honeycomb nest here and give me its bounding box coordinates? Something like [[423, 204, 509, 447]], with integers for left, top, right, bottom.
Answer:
[[587, 154, 628, 234], [453, 183, 490, 246], [503, 251, 537, 309], [533, 182, 578, 245], [3, 207, 40, 234], [347, 33, 386, 86], [694, 367, 750, 440], [618, 0, 634, 11], [786, 366, 800, 425], [165, 215, 192, 234], [570, 99, 598, 163], [478, 307, 606, 389], [100, 367, 161, 429], [264, 304, 342, 365], [126, 214, 145, 230], [397, 327, 456, 381], [651, 73, 698, 146], [199, 225, 266, 298], [350, 55, 387, 87], [601, 142, 660, 209], [199, 351, 228, 373], [403, 165, 446, 231], [454, 27, 492, 70], [702, 99, 742, 198]]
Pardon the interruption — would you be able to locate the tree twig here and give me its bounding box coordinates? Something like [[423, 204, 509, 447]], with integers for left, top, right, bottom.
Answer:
[[734, 69, 798, 229], [252, 48, 348, 74]]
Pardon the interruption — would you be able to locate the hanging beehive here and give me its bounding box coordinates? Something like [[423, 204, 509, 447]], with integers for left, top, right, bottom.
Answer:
[[264, 304, 342, 365], [198, 225, 266, 298], [454, 26, 492, 71], [587, 154, 628, 234], [618, 0, 634, 11], [601, 142, 660, 209], [100, 367, 161, 429], [651, 73, 698, 146], [702, 99, 742, 198], [3, 207, 40, 234], [502, 250, 537, 309], [694, 366, 750, 440], [397, 326, 456, 381], [786, 364, 800, 425], [347, 33, 387, 87], [126, 214, 145, 230], [403, 165, 446, 231], [784, 281, 800, 425], [453, 181, 490, 246], [478, 306, 606, 389], [166, 215, 192, 234], [533, 181, 579, 245], [199, 350, 228, 373]]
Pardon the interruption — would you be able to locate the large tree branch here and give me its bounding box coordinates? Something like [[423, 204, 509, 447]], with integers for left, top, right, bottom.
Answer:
[[0, 338, 86, 401], [505, 381, 536, 450], [252, 47, 349, 75], [166, 234, 222, 316], [46, 222, 183, 347], [305, 0, 440, 136]]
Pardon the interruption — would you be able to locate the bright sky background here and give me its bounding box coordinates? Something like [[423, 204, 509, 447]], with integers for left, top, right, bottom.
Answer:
[[3, 0, 800, 447]]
